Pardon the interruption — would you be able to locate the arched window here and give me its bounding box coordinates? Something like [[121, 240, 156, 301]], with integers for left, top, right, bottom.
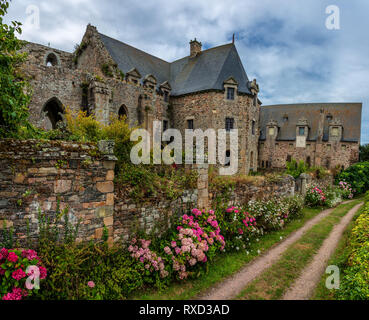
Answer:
[[45, 52, 59, 67], [306, 156, 311, 167], [118, 105, 128, 120], [42, 98, 64, 130]]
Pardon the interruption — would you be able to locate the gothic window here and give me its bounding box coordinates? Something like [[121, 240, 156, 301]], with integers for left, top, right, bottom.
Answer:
[[187, 119, 194, 130], [306, 156, 311, 167], [42, 98, 64, 130], [226, 88, 235, 100], [225, 118, 234, 131], [225, 150, 231, 167], [118, 105, 128, 120], [163, 120, 168, 132]]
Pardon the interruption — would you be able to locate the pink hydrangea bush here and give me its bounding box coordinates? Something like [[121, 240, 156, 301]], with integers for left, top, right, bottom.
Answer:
[[0, 248, 47, 300], [163, 208, 225, 280], [219, 206, 260, 250], [305, 186, 326, 207], [338, 181, 355, 199]]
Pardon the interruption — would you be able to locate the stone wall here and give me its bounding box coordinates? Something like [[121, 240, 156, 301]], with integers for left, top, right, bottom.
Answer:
[[259, 139, 359, 170], [209, 175, 296, 207], [0, 139, 117, 245]]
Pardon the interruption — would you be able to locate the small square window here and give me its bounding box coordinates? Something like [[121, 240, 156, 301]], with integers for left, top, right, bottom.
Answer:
[[332, 127, 339, 137], [187, 119, 194, 130], [299, 127, 305, 136], [226, 88, 235, 100], [225, 118, 234, 131]]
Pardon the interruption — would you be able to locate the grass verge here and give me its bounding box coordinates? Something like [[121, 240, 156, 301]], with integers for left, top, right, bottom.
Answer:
[[130, 206, 328, 300], [236, 199, 363, 300], [311, 203, 366, 300]]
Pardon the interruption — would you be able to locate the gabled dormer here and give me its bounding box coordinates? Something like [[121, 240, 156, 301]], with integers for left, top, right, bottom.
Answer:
[[329, 118, 343, 142], [143, 74, 157, 91], [160, 81, 171, 102], [223, 77, 238, 102], [126, 68, 141, 85], [266, 119, 278, 141]]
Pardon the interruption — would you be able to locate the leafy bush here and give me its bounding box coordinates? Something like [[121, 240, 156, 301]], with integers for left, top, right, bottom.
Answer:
[[337, 181, 355, 199], [335, 162, 369, 194], [324, 186, 342, 208], [337, 194, 369, 300], [305, 186, 326, 207], [286, 158, 308, 179], [0, 248, 47, 300]]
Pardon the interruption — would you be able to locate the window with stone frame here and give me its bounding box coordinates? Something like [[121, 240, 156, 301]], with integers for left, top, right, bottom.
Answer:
[[268, 127, 275, 136], [163, 90, 169, 102], [251, 120, 256, 135], [187, 119, 194, 130], [331, 127, 339, 137], [226, 87, 235, 100], [163, 120, 168, 132], [298, 127, 305, 136], [225, 117, 234, 131]]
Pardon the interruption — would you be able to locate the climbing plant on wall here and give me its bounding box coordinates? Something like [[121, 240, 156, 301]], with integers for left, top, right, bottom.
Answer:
[[0, 0, 32, 138]]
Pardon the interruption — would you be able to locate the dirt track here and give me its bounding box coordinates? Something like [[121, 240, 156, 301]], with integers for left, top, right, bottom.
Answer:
[[282, 202, 363, 300], [198, 206, 339, 300]]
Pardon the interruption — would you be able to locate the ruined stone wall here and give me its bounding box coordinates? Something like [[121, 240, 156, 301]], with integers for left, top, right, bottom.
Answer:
[[0, 139, 116, 245], [209, 175, 296, 207], [171, 91, 259, 175], [258, 140, 359, 170]]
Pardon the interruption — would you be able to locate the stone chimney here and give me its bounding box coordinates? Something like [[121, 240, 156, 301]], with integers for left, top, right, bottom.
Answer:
[[190, 38, 202, 57]]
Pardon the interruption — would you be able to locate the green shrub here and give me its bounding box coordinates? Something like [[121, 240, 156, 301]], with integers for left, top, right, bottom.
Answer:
[[335, 162, 369, 194], [336, 193, 369, 300], [286, 158, 308, 179]]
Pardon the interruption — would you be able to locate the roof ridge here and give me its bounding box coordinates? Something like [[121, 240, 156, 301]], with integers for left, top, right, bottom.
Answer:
[[98, 32, 170, 64]]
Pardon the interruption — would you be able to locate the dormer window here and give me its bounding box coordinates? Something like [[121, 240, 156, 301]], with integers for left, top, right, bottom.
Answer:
[[327, 114, 333, 121], [268, 127, 275, 136], [299, 127, 305, 136], [163, 91, 169, 102], [331, 127, 339, 137], [227, 87, 235, 100], [283, 115, 289, 122]]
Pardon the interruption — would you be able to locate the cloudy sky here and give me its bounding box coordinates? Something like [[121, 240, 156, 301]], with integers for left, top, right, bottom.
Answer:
[[5, 0, 369, 144]]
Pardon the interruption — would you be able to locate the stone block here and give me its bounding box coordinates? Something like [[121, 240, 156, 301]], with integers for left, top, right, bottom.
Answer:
[[14, 173, 26, 184], [103, 216, 113, 227], [106, 193, 114, 206], [54, 180, 72, 193], [106, 170, 114, 181], [96, 181, 114, 193]]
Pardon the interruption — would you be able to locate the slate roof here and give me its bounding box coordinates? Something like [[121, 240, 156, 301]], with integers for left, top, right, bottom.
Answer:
[[98, 33, 251, 96], [259, 103, 362, 142]]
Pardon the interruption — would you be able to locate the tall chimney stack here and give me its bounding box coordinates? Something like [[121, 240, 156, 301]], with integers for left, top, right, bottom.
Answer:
[[190, 38, 202, 57]]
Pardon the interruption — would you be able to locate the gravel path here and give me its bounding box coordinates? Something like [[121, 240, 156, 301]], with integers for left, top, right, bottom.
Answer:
[[282, 202, 363, 300], [197, 205, 342, 300]]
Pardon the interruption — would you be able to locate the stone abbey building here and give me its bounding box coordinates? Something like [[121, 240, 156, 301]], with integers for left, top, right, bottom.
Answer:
[[20, 24, 362, 174]]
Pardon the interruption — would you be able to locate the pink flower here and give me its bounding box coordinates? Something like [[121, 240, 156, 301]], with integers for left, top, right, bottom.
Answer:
[[171, 241, 177, 248], [7, 252, 18, 263], [0, 248, 9, 260], [12, 269, 26, 281], [175, 247, 181, 255], [87, 281, 95, 288], [238, 228, 244, 235], [38, 266, 47, 280]]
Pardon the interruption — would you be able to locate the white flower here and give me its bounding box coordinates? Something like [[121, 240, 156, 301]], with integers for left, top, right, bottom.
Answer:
[[257, 249, 261, 254], [280, 236, 283, 240], [236, 247, 239, 251], [256, 238, 259, 242], [246, 251, 249, 255]]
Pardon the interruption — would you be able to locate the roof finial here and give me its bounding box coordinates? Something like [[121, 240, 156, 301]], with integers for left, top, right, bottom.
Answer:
[[232, 33, 235, 44]]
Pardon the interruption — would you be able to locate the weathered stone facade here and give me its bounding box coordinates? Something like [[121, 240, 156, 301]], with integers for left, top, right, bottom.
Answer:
[[0, 139, 116, 245]]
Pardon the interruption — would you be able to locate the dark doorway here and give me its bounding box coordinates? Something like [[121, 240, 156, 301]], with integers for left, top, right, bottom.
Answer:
[[42, 98, 64, 129], [118, 105, 128, 120]]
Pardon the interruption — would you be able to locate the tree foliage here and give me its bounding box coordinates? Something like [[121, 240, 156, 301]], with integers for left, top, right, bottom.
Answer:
[[359, 144, 369, 162], [0, 0, 32, 138]]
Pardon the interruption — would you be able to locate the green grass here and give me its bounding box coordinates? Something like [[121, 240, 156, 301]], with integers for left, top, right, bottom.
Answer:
[[236, 199, 363, 300], [311, 203, 366, 300], [129, 206, 328, 300]]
